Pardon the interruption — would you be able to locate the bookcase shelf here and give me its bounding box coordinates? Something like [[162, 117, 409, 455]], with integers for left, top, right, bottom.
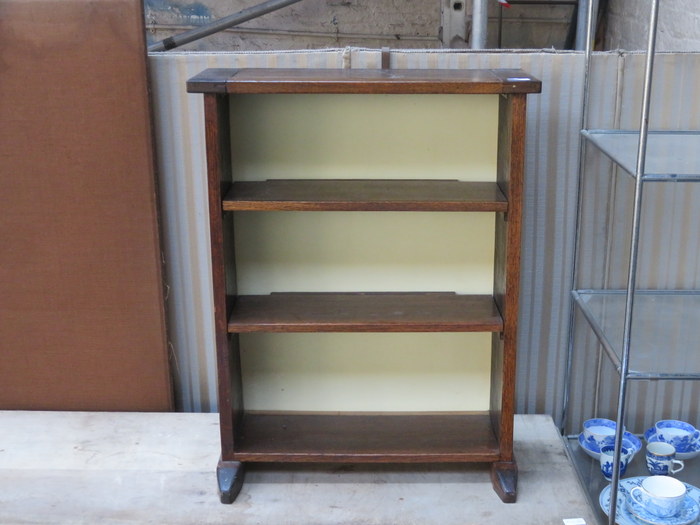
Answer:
[[234, 412, 500, 463], [222, 179, 508, 212], [228, 292, 503, 333]]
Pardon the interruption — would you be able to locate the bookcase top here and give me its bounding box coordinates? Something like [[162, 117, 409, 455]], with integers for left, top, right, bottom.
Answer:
[[187, 67, 542, 95]]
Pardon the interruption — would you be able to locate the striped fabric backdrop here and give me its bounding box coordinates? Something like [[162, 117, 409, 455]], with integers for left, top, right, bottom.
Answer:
[[148, 49, 700, 435]]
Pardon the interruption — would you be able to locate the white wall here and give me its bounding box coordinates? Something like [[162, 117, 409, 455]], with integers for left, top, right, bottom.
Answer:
[[605, 0, 700, 51]]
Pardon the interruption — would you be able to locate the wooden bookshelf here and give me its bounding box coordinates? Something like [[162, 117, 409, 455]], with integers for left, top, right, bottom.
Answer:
[[187, 67, 541, 505]]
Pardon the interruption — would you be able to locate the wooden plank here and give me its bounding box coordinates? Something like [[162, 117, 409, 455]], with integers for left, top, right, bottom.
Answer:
[[228, 292, 503, 333], [0, 0, 172, 411], [490, 93, 527, 463], [187, 68, 542, 95], [233, 412, 501, 462], [223, 180, 508, 212], [203, 93, 242, 460]]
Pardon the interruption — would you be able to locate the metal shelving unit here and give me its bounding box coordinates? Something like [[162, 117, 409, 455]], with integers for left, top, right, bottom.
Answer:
[[563, 1, 700, 524]]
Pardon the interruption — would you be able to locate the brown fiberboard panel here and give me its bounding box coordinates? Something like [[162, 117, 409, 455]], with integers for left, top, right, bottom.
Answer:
[[0, 0, 173, 410]]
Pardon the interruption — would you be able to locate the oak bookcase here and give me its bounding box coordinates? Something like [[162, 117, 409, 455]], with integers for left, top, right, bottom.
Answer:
[[187, 68, 541, 504]]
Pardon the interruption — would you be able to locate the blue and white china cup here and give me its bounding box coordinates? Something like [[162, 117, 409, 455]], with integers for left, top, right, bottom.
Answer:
[[583, 418, 620, 451], [654, 420, 700, 453], [630, 475, 687, 518], [599, 444, 634, 481], [646, 442, 684, 476]]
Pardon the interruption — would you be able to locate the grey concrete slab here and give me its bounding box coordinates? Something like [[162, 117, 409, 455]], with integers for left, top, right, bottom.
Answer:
[[0, 412, 597, 525]]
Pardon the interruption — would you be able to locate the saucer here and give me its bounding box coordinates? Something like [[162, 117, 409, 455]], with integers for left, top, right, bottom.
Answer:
[[600, 477, 700, 525], [645, 428, 700, 460], [626, 492, 699, 525], [579, 431, 642, 460]]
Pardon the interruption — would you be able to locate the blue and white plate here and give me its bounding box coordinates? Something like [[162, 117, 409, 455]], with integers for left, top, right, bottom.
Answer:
[[579, 432, 643, 460], [600, 477, 700, 525], [645, 428, 700, 460], [626, 491, 699, 525]]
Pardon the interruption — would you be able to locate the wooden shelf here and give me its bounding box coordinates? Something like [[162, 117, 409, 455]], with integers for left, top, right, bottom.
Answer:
[[228, 292, 503, 333], [222, 180, 508, 212], [187, 68, 542, 95], [234, 412, 501, 462]]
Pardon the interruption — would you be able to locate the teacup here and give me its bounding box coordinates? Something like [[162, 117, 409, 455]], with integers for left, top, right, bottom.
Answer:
[[583, 418, 620, 451], [655, 420, 700, 453], [646, 442, 684, 476], [599, 444, 634, 481], [630, 476, 687, 518]]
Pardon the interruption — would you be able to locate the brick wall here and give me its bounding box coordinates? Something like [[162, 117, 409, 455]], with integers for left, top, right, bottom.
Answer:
[[605, 0, 700, 51], [144, 0, 574, 51]]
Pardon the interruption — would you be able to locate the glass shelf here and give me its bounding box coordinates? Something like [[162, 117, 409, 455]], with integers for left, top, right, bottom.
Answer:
[[582, 130, 700, 182], [572, 290, 700, 379]]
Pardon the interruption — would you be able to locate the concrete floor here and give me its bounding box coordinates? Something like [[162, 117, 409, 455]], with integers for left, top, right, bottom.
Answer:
[[0, 412, 597, 525]]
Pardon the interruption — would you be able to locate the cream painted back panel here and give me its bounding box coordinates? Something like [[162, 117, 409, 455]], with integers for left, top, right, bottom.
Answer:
[[240, 333, 492, 411], [230, 93, 498, 411], [230, 94, 497, 181]]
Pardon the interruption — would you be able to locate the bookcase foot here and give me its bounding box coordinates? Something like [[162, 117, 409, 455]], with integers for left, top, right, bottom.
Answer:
[[217, 459, 245, 504], [491, 460, 518, 503]]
